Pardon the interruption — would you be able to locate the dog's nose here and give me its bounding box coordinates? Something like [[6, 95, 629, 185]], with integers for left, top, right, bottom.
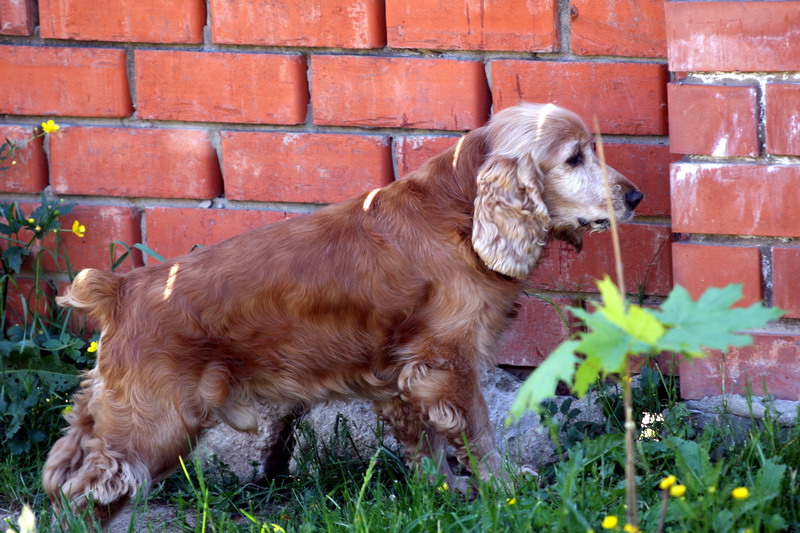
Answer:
[[624, 190, 644, 210]]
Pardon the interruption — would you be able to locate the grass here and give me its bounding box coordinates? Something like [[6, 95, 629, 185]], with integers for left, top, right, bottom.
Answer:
[[2, 368, 800, 532]]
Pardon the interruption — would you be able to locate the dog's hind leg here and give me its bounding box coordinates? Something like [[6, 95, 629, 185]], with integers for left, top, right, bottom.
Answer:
[[43, 367, 207, 528]]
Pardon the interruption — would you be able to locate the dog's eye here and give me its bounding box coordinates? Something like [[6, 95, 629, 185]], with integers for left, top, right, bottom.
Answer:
[[566, 151, 583, 167]]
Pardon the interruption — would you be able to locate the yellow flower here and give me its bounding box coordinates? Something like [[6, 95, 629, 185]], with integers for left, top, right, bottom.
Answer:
[[601, 515, 618, 529], [507, 497, 517, 505], [437, 482, 449, 492], [87, 341, 98, 353], [7, 505, 36, 533], [270, 525, 285, 533], [623, 525, 639, 533], [732, 487, 750, 500], [41, 119, 60, 133], [659, 475, 677, 490], [27, 217, 34, 224], [34, 225, 41, 232], [62, 404, 74, 416], [670, 484, 687, 498], [71, 220, 86, 238]]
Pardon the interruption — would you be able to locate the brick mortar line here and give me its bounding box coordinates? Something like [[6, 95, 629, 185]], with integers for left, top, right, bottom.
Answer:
[[682, 155, 800, 165], [0, 36, 668, 64], [762, 245, 774, 308], [674, 234, 798, 246], [0, 116, 670, 145]]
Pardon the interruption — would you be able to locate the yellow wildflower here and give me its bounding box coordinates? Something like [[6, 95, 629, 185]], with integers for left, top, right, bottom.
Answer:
[[62, 404, 74, 416], [732, 487, 750, 500], [41, 120, 60, 133], [71, 220, 86, 238], [270, 525, 286, 533], [7, 505, 36, 533], [87, 341, 98, 353], [601, 515, 618, 529], [437, 482, 449, 492], [27, 217, 34, 224], [507, 497, 517, 505], [623, 525, 639, 533], [34, 225, 41, 232], [659, 475, 677, 490], [670, 484, 687, 498]]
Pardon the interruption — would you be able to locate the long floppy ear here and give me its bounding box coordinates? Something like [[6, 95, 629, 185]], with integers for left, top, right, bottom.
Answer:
[[472, 156, 550, 279]]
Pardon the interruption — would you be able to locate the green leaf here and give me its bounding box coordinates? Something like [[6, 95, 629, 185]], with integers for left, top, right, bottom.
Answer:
[[3, 246, 27, 273], [664, 436, 720, 492], [575, 313, 634, 375], [596, 275, 626, 325], [654, 285, 783, 356], [507, 340, 580, 421], [573, 356, 602, 397], [625, 305, 665, 345]]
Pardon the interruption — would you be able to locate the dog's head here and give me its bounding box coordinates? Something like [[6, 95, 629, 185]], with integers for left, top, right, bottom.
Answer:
[[471, 103, 642, 279]]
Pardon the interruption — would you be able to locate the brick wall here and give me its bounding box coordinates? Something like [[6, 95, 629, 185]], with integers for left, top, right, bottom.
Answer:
[[9, 1, 793, 398], [666, 1, 800, 400]]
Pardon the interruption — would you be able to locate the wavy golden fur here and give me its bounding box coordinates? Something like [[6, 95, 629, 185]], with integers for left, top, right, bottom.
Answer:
[[43, 103, 641, 525]]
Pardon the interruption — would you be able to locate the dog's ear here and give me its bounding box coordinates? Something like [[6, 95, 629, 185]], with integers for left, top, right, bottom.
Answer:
[[472, 156, 550, 279]]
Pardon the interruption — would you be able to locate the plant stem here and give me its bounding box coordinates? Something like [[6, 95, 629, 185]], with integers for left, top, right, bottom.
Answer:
[[594, 116, 637, 528]]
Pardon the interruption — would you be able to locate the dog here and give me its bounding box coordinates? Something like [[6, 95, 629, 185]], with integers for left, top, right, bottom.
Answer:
[[43, 103, 642, 524]]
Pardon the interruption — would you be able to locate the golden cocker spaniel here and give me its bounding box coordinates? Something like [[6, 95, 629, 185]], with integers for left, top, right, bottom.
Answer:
[[44, 103, 642, 524]]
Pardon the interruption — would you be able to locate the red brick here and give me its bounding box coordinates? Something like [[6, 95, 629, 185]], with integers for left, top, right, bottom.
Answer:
[[50, 127, 222, 199], [571, 0, 666, 57], [386, 0, 557, 52], [491, 61, 668, 135], [529, 223, 673, 296], [312, 55, 490, 130], [0, 46, 132, 117], [603, 142, 674, 217], [0, 125, 48, 193], [28, 205, 143, 273], [0, 0, 36, 35], [680, 333, 800, 400], [39, 0, 204, 43], [671, 163, 800, 238], [672, 242, 762, 307], [766, 83, 800, 157], [211, 0, 385, 48], [145, 207, 290, 260], [222, 132, 393, 204], [772, 247, 800, 319], [666, 1, 800, 72], [667, 84, 759, 157], [135, 51, 308, 125], [394, 136, 459, 177], [496, 295, 575, 367]]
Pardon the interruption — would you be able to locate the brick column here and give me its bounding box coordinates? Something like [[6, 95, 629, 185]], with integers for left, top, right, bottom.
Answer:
[[665, 1, 800, 399]]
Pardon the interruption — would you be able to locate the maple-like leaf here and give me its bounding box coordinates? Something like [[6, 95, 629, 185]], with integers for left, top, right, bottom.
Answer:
[[507, 340, 579, 422], [653, 284, 783, 357]]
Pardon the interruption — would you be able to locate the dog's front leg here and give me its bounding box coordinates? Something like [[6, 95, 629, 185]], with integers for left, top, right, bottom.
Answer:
[[396, 354, 507, 486]]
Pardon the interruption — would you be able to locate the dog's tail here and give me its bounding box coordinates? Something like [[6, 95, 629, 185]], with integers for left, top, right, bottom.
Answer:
[[57, 269, 122, 325]]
